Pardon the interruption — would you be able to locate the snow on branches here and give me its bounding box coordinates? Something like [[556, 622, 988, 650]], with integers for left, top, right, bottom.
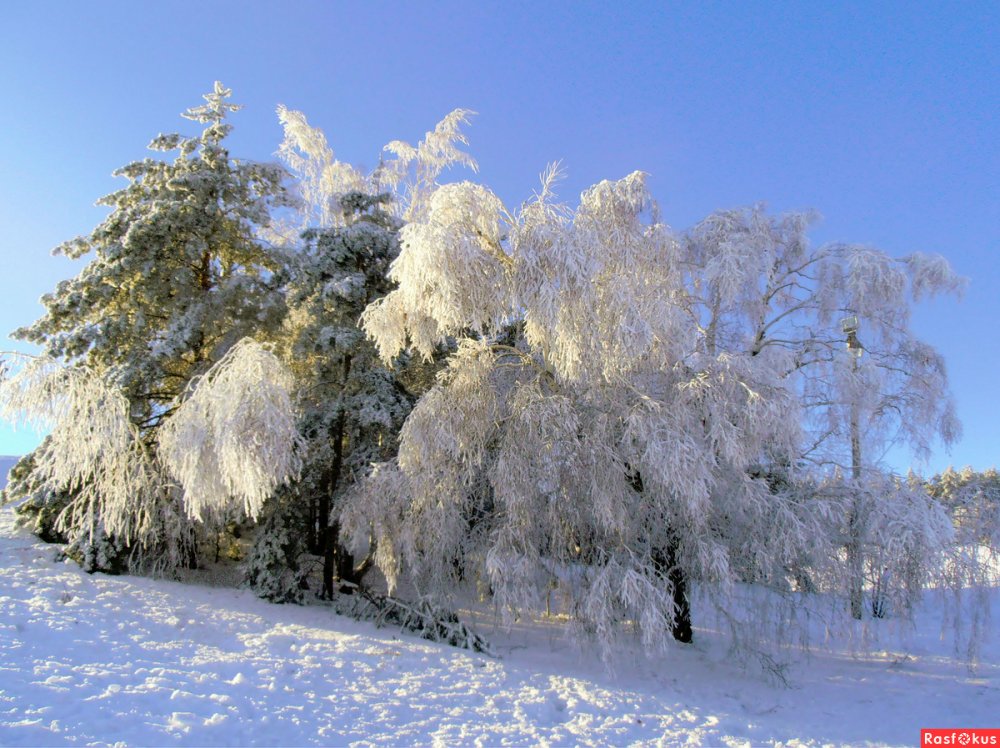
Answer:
[[350, 171, 820, 651], [160, 339, 303, 522], [347, 163, 968, 651], [0, 354, 159, 543], [273, 105, 477, 238], [1, 340, 301, 554]]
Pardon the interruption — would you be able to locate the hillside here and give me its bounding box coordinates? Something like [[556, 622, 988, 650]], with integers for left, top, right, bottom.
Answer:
[[0, 506, 997, 746]]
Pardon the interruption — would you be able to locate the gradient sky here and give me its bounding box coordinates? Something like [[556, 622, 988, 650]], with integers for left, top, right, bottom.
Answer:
[[1, 1, 996, 474]]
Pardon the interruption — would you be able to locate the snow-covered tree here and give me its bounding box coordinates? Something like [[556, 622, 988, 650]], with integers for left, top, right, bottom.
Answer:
[[1, 340, 302, 572], [15, 82, 290, 410], [923, 466, 1000, 661], [927, 466, 1000, 547], [682, 206, 965, 618], [271, 104, 476, 235], [349, 171, 824, 648], [158, 338, 303, 523], [347, 168, 965, 650], [241, 107, 479, 602], [266, 193, 413, 600], [4, 83, 294, 570]]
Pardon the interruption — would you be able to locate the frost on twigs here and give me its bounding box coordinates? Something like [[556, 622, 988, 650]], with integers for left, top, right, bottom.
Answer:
[[1, 341, 302, 549], [334, 585, 493, 655], [349, 165, 972, 658], [348, 172, 816, 655], [272, 105, 477, 240], [160, 339, 303, 522], [0, 353, 158, 543]]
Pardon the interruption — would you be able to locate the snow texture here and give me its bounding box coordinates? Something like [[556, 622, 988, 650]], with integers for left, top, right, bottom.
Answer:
[[0, 506, 996, 747]]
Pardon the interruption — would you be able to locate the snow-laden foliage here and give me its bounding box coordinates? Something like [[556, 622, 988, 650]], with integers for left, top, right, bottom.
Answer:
[[380, 108, 479, 222], [927, 467, 1000, 551], [813, 472, 956, 619], [925, 467, 1000, 663], [243, 490, 311, 604], [683, 206, 964, 471], [6, 84, 294, 572], [682, 206, 965, 619], [273, 105, 369, 232], [4, 86, 974, 661], [272, 105, 476, 237], [16, 82, 290, 409], [2, 341, 303, 572], [160, 339, 303, 522], [0, 355, 160, 545], [349, 171, 827, 652], [247, 192, 420, 601], [349, 167, 967, 652], [256, 103, 478, 601], [335, 587, 494, 655]]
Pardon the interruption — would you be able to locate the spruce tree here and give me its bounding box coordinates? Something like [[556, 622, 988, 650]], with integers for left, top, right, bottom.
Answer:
[[242, 106, 477, 602], [8, 83, 291, 569], [245, 193, 414, 600]]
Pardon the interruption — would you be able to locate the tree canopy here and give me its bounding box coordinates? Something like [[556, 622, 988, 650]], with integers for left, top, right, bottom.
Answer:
[[0, 86, 985, 660]]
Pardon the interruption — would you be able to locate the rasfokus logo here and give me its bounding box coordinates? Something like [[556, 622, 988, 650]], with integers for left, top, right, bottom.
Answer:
[[922, 729, 1000, 745]]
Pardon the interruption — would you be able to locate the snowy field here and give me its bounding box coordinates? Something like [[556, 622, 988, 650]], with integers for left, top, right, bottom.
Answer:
[[0, 506, 996, 747]]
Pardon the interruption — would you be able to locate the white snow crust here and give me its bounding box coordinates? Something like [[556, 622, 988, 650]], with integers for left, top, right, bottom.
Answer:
[[0, 506, 996, 747]]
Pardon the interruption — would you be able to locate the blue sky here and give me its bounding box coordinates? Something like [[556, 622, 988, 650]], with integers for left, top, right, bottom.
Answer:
[[0, 1, 996, 473]]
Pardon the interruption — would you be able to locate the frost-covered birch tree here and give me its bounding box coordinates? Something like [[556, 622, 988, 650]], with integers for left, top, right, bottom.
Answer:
[[683, 206, 965, 618], [348, 171, 822, 648], [345, 167, 966, 650]]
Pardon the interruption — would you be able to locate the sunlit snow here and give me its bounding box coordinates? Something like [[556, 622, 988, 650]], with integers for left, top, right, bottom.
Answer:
[[0, 507, 996, 746]]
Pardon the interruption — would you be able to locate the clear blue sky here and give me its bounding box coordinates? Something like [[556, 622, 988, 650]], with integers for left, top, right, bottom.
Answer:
[[1, 1, 996, 474]]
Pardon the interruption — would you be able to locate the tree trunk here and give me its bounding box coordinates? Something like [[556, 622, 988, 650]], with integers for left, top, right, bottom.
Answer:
[[627, 466, 693, 643], [307, 496, 320, 555], [653, 540, 693, 643], [321, 354, 353, 599], [333, 520, 362, 587], [847, 353, 864, 619], [321, 519, 337, 599], [847, 503, 864, 619]]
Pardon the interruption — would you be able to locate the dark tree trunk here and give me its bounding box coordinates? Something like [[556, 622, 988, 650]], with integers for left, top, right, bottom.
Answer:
[[321, 354, 354, 600], [653, 540, 693, 643], [333, 520, 362, 587], [627, 466, 693, 643], [315, 491, 328, 559], [321, 523, 337, 599], [307, 495, 320, 555]]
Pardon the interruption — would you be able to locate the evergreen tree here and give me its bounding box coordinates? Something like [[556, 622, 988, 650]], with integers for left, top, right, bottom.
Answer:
[[15, 81, 289, 415], [926, 466, 1000, 548], [6, 83, 291, 570], [242, 107, 477, 602], [250, 193, 413, 600]]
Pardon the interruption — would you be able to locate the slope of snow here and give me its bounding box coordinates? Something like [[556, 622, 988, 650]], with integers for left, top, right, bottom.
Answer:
[[0, 506, 996, 747], [0, 456, 18, 490]]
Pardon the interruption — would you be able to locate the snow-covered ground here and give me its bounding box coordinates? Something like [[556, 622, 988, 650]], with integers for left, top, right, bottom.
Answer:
[[0, 506, 996, 747]]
